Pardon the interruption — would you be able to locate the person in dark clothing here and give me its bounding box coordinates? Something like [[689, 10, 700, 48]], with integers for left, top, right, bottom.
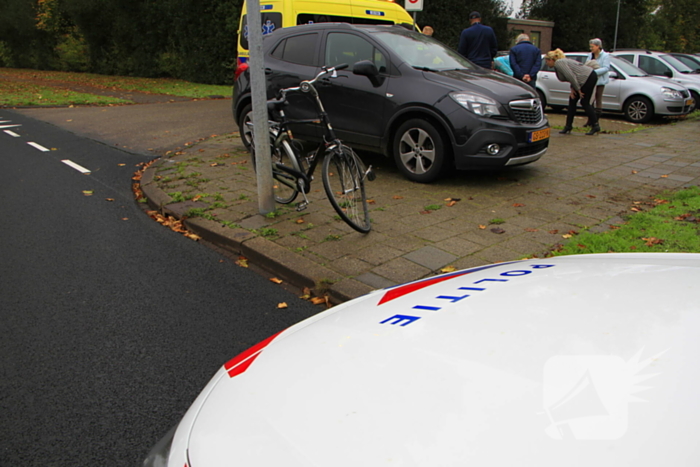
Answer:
[[509, 33, 541, 89], [457, 11, 497, 69]]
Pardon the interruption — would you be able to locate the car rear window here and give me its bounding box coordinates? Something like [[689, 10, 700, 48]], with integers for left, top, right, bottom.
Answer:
[[270, 33, 318, 66], [296, 13, 393, 26]]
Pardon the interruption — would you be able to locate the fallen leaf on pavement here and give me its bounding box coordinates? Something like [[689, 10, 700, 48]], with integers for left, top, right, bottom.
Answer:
[[440, 266, 457, 273], [105, 198, 114, 202], [235, 256, 249, 268], [524, 228, 538, 232], [299, 287, 312, 300], [491, 228, 505, 234], [446, 200, 457, 207], [184, 232, 201, 241], [513, 203, 525, 207], [270, 277, 283, 284], [82, 190, 93, 196], [277, 302, 288, 309], [549, 229, 559, 234], [479, 224, 487, 229], [295, 218, 305, 224], [392, 195, 404, 200]]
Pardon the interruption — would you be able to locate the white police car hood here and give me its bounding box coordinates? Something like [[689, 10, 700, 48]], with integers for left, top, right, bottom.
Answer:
[[185, 254, 700, 466]]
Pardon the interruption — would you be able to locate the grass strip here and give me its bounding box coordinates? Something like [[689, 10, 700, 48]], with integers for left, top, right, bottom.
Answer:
[[0, 79, 128, 106], [553, 186, 700, 256], [0, 68, 230, 99]]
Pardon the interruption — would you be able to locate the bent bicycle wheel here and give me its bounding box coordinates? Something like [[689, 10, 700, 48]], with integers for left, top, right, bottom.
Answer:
[[251, 133, 300, 205], [271, 139, 301, 204], [322, 145, 371, 233]]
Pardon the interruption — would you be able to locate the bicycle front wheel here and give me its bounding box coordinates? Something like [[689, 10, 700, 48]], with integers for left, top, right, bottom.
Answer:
[[322, 145, 371, 233], [271, 138, 301, 204]]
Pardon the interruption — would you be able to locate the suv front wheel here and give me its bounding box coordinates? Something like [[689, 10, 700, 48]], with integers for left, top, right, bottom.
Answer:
[[393, 119, 447, 183]]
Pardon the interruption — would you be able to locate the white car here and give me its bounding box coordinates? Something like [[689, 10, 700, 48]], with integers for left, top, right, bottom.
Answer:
[[536, 53, 694, 123], [614, 49, 700, 114], [144, 253, 700, 467]]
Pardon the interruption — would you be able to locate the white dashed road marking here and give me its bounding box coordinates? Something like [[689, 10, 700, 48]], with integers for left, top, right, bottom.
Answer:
[[0, 124, 22, 129], [4, 130, 20, 137], [61, 159, 91, 174], [27, 142, 50, 152]]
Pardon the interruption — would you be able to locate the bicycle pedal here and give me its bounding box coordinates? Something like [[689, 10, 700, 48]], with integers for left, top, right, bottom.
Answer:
[[366, 166, 376, 182], [296, 201, 309, 212]]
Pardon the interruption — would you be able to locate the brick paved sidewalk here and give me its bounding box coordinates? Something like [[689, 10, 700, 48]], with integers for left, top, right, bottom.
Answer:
[[140, 114, 700, 303]]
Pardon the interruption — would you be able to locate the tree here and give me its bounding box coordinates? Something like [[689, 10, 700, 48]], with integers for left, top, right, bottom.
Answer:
[[646, 0, 700, 52], [520, 0, 699, 52]]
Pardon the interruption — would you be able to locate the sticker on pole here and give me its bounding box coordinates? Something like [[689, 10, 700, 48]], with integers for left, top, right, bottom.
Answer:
[[405, 0, 423, 12]]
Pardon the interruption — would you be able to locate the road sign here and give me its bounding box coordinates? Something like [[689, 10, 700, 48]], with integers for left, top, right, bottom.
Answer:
[[405, 0, 423, 12]]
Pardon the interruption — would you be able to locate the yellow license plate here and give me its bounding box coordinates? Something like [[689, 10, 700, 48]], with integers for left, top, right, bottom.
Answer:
[[528, 128, 550, 143]]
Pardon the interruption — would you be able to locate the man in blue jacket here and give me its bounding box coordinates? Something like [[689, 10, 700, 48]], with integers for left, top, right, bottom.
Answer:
[[509, 34, 541, 89], [458, 12, 497, 69]]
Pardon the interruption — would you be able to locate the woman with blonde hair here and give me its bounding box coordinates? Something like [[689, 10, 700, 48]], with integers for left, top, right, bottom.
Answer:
[[544, 48, 600, 135]]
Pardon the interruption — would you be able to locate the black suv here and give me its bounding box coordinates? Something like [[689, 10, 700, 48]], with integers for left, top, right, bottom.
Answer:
[[233, 23, 549, 183]]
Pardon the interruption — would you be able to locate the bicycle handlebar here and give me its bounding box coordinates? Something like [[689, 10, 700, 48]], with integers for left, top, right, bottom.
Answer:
[[276, 64, 349, 99]]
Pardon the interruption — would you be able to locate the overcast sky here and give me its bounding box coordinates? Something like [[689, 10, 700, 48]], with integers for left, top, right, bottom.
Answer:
[[508, 0, 523, 17]]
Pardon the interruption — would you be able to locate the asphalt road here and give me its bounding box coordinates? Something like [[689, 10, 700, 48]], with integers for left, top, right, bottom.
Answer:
[[0, 111, 319, 466], [15, 98, 236, 156]]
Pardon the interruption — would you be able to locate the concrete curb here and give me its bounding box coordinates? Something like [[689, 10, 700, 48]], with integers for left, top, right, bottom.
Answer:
[[140, 162, 374, 304]]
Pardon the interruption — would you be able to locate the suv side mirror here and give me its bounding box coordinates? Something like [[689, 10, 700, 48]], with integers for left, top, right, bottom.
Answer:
[[353, 60, 384, 87], [609, 71, 619, 79], [664, 70, 673, 78]]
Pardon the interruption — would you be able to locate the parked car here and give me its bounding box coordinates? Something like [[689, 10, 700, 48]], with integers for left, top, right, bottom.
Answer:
[[235, 0, 415, 75], [669, 53, 700, 73], [233, 23, 550, 183], [144, 253, 700, 467], [613, 50, 700, 113], [536, 53, 694, 123]]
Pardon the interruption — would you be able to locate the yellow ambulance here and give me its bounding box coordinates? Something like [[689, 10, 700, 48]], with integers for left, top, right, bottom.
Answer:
[[236, 0, 415, 74]]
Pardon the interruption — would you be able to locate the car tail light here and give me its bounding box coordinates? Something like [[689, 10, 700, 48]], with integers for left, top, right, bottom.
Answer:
[[235, 60, 249, 80]]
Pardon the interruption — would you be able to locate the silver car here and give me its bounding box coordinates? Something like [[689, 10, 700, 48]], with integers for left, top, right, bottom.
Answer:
[[613, 50, 700, 113], [536, 53, 693, 123]]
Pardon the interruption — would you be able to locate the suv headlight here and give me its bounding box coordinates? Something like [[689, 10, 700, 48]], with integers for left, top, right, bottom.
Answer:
[[661, 87, 683, 99], [450, 92, 502, 116]]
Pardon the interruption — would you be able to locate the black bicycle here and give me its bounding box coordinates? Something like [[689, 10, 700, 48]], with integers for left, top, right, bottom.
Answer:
[[247, 64, 374, 233]]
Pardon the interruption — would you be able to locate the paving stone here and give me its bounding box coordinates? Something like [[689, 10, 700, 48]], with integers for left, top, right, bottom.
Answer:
[[402, 246, 457, 271], [355, 272, 396, 289], [371, 257, 432, 284]]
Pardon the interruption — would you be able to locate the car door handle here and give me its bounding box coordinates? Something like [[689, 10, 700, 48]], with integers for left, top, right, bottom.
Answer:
[[265, 68, 272, 75]]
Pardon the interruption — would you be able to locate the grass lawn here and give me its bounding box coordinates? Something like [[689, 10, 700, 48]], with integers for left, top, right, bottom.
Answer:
[[552, 186, 700, 256], [0, 78, 127, 106], [0, 67, 231, 106]]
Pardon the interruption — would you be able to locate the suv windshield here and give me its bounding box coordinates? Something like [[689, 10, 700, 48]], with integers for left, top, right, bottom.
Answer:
[[374, 31, 478, 71], [610, 56, 648, 77], [660, 54, 694, 73]]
